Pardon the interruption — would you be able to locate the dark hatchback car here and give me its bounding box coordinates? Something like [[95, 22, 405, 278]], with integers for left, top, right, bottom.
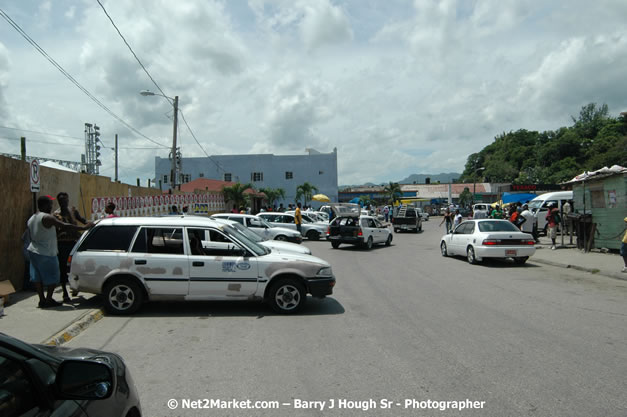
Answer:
[[0, 332, 141, 417]]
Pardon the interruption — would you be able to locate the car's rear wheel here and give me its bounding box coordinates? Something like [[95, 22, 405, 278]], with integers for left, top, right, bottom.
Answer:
[[467, 246, 478, 265], [306, 230, 320, 241], [440, 241, 448, 257], [103, 278, 144, 315], [385, 235, 392, 246], [365, 236, 374, 250], [268, 279, 306, 314], [514, 256, 529, 265], [275, 235, 288, 241], [331, 241, 340, 249]]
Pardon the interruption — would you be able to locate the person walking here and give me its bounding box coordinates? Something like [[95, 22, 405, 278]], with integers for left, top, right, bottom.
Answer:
[[621, 217, 627, 273], [294, 202, 303, 234], [383, 205, 389, 222], [439, 208, 453, 233], [29, 195, 93, 308], [453, 209, 463, 230], [546, 203, 561, 250], [54, 192, 89, 302]]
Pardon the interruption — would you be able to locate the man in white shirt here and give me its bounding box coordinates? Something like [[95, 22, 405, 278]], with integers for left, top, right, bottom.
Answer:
[[453, 209, 463, 229], [519, 204, 537, 241]]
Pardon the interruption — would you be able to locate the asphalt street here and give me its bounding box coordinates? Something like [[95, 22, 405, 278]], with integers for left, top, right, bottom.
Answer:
[[67, 219, 627, 417]]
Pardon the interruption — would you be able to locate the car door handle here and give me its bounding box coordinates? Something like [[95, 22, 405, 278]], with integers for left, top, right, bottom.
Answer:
[[134, 259, 147, 265], [193, 261, 204, 267]]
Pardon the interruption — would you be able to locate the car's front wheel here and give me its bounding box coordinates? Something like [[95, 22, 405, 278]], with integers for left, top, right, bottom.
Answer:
[[268, 279, 306, 314], [103, 278, 144, 315], [275, 235, 288, 241], [331, 241, 340, 249], [440, 241, 448, 257]]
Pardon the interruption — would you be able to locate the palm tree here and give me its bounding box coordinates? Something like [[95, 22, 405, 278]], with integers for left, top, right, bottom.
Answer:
[[222, 182, 253, 211], [259, 187, 286, 208], [384, 181, 402, 205], [295, 182, 319, 206]]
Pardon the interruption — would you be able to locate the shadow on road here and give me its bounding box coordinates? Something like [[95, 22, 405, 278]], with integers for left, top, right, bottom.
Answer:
[[99, 296, 345, 318], [443, 256, 542, 269]]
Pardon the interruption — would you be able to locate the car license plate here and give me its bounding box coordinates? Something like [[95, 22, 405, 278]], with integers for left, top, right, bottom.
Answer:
[[506, 249, 517, 256], [401, 225, 407, 229]]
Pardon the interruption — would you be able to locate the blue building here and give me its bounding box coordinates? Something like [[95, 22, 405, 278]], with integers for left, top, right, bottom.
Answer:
[[155, 148, 338, 206]]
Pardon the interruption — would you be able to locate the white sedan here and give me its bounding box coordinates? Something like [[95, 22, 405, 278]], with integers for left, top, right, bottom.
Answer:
[[440, 219, 536, 265]]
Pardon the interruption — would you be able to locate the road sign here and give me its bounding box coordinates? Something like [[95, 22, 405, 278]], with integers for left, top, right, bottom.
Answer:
[[30, 159, 40, 192]]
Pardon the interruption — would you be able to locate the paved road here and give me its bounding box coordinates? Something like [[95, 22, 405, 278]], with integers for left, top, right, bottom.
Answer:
[[67, 219, 627, 416]]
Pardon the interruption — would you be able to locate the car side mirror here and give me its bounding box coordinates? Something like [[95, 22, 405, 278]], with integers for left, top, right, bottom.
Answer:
[[56, 360, 114, 400]]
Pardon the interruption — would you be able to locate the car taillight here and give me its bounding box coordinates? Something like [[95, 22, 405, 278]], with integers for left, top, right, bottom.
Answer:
[[67, 254, 72, 268], [327, 226, 330, 234], [482, 239, 500, 245], [524, 240, 535, 245], [357, 229, 363, 237]]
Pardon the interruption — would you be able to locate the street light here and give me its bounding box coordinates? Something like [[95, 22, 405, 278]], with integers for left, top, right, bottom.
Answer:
[[472, 167, 486, 206], [140, 90, 179, 192]]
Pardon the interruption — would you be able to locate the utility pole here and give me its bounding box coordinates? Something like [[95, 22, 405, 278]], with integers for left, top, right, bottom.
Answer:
[[20, 137, 26, 161], [114, 134, 118, 182], [171, 95, 179, 192]]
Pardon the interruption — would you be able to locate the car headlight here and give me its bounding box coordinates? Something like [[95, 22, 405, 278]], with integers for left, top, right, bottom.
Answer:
[[317, 267, 333, 276]]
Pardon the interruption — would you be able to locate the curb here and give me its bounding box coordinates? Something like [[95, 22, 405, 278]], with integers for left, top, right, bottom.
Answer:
[[530, 258, 627, 282], [42, 309, 105, 346]]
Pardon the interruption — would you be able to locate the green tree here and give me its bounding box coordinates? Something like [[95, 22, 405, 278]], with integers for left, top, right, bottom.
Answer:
[[458, 187, 473, 208], [358, 195, 371, 207], [259, 187, 286, 207], [384, 182, 402, 205], [222, 182, 253, 210], [295, 182, 319, 206]]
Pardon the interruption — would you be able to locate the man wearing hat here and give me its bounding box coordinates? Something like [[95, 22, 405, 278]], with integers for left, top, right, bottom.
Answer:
[[27, 195, 93, 308]]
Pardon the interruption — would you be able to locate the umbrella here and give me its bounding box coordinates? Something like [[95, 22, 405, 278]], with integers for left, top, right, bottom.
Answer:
[[312, 194, 331, 202]]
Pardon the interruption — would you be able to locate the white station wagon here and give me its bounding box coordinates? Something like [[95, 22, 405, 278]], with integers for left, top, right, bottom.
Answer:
[[68, 217, 335, 314]]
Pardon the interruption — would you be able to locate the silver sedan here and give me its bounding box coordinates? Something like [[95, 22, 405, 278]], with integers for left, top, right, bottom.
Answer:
[[440, 219, 536, 265]]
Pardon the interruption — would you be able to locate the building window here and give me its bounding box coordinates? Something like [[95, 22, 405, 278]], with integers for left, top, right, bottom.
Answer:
[[224, 173, 232, 182], [180, 174, 191, 184], [251, 172, 263, 182], [199, 173, 204, 178], [285, 171, 293, 180], [163, 175, 168, 184], [319, 170, 324, 175]]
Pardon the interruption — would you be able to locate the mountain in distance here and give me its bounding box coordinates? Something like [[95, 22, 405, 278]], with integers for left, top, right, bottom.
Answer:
[[339, 173, 461, 188]]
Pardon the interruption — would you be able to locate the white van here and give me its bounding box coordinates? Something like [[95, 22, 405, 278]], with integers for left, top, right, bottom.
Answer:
[[527, 191, 573, 233]]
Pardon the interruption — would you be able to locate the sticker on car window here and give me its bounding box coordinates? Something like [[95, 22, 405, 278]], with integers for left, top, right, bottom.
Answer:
[[222, 262, 236, 272]]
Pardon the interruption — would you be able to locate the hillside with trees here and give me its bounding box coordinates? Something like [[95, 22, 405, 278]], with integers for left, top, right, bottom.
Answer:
[[460, 103, 627, 184]]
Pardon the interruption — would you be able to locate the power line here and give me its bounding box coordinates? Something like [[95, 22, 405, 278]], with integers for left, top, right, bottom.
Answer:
[[95, 1, 226, 174], [95, 0, 172, 107], [0, 135, 165, 150], [0, 125, 84, 141], [0, 6, 170, 150]]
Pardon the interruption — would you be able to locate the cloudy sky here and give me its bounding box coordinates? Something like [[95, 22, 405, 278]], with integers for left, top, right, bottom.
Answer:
[[1, 0, 626, 186]]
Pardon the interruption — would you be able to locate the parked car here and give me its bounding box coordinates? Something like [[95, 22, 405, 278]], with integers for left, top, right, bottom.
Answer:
[[472, 203, 491, 218], [528, 191, 573, 234], [0, 332, 141, 416], [416, 207, 429, 221], [212, 218, 312, 256], [440, 219, 536, 265], [328, 215, 392, 249], [392, 206, 422, 233], [210, 213, 302, 243], [258, 212, 328, 241], [68, 217, 335, 314]]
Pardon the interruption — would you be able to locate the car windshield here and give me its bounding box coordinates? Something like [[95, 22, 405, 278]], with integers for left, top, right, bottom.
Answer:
[[527, 200, 543, 210], [220, 224, 268, 256], [477, 221, 521, 232]]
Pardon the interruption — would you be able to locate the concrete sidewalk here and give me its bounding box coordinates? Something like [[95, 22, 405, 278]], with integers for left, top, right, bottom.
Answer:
[[530, 234, 626, 281], [0, 288, 104, 346]]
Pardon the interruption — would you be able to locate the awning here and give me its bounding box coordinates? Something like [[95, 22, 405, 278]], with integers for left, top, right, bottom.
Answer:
[[502, 192, 537, 204]]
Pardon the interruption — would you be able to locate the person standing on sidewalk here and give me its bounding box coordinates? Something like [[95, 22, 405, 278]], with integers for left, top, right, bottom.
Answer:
[[54, 192, 89, 303], [29, 195, 93, 308], [546, 203, 561, 250], [295, 202, 303, 234], [621, 216, 627, 273]]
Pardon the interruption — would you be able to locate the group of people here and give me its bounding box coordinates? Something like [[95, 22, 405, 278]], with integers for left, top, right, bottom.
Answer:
[[24, 193, 96, 308]]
